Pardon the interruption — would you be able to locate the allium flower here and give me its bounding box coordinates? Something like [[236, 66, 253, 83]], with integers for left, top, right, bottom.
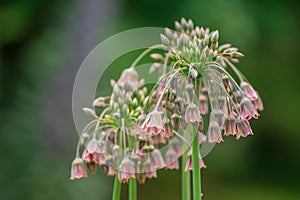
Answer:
[[240, 97, 259, 120], [185, 151, 207, 171], [117, 67, 139, 90], [240, 81, 258, 101], [224, 114, 237, 136], [82, 139, 102, 164], [71, 67, 163, 184], [145, 17, 263, 152], [70, 158, 88, 180], [165, 148, 179, 170], [141, 110, 164, 135], [118, 158, 135, 183], [253, 92, 264, 111], [185, 103, 202, 123], [151, 149, 165, 169], [236, 119, 253, 139], [208, 121, 223, 143], [70, 18, 264, 200], [199, 94, 208, 114]]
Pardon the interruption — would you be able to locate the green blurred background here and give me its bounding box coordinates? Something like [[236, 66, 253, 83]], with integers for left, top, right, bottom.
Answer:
[[1, 0, 300, 199]]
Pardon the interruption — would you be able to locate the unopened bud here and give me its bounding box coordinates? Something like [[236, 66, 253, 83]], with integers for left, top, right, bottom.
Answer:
[[83, 107, 97, 118], [150, 53, 163, 60], [210, 30, 219, 42], [160, 34, 170, 45]]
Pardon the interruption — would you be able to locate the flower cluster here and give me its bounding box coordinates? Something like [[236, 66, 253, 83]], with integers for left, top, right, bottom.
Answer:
[[70, 18, 263, 185], [143, 17, 263, 167], [70, 67, 183, 183]]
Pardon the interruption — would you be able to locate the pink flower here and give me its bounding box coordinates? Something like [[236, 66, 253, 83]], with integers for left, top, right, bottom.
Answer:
[[252, 92, 264, 111], [169, 138, 183, 156], [208, 121, 223, 143], [240, 98, 259, 120], [151, 149, 165, 169], [224, 114, 236, 136], [210, 109, 225, 127], [143, 160, 158, 179], [185, 103, 202, 123], [165, 148, 179, 170], [236, 119, 253, 139], [141, 111, 164, 135], [82, 139, 103, 164], [198, 132, 207, 144], [70, 158, 88, 180], [185, 151, 207, 171], [241, 82, 258, 101], [117, 68, 139, 90], [118, 158, 135, 183]]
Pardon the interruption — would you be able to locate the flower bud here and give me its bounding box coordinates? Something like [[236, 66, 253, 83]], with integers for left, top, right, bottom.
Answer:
[[210, 30, 219, 42], [82, 107, 97, 118], [160, 34, 170, 45]]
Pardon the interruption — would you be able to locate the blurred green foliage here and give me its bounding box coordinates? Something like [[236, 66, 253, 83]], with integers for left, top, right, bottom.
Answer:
[[1, 0, 300, 200]]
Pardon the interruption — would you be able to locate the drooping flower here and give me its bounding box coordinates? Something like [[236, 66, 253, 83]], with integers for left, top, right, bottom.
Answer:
[[208, 121, 223, 143], [236, 119, 253, 139], [150, 149, 165, 169], [252, 92, 264, 111], [240, 81, 258, 101], [185, 151, 207, 171], [82, 139, 102, 164], [185, 103, 202, 123], [70, 158, 88, 180], [118, 158, 136, 183], [141, 110, 164, 135], [240, 97, 259, 120], [165, 148, 179, 170], [224, 114, 237, 136], [199, 94, 208, 115]]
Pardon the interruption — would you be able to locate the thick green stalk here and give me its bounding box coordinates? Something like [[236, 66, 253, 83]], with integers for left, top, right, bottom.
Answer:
[[181, 150, 190, 200], [129, 136, 137, 200], [182, 126, 191, 200], [192, 127, 201, 200], [129, 178, 137, 200], [112, 175, 121, 200], [192, 79, 201, 200]]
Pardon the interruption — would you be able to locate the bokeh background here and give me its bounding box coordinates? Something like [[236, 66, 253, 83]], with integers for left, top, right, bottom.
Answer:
[[1, 0, 300, 199]]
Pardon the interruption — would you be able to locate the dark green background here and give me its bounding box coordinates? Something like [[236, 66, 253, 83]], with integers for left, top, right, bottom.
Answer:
[[1, 0, 300, 199]]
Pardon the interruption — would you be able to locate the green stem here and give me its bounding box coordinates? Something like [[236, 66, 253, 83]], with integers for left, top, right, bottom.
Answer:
[[129, 179, 137, 200], [192, 127, 201, 200], [182, 127, 190, 200], [129, 136, 137, 200], [192, 79, 201, 200], [112, 175, 121, 200]]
